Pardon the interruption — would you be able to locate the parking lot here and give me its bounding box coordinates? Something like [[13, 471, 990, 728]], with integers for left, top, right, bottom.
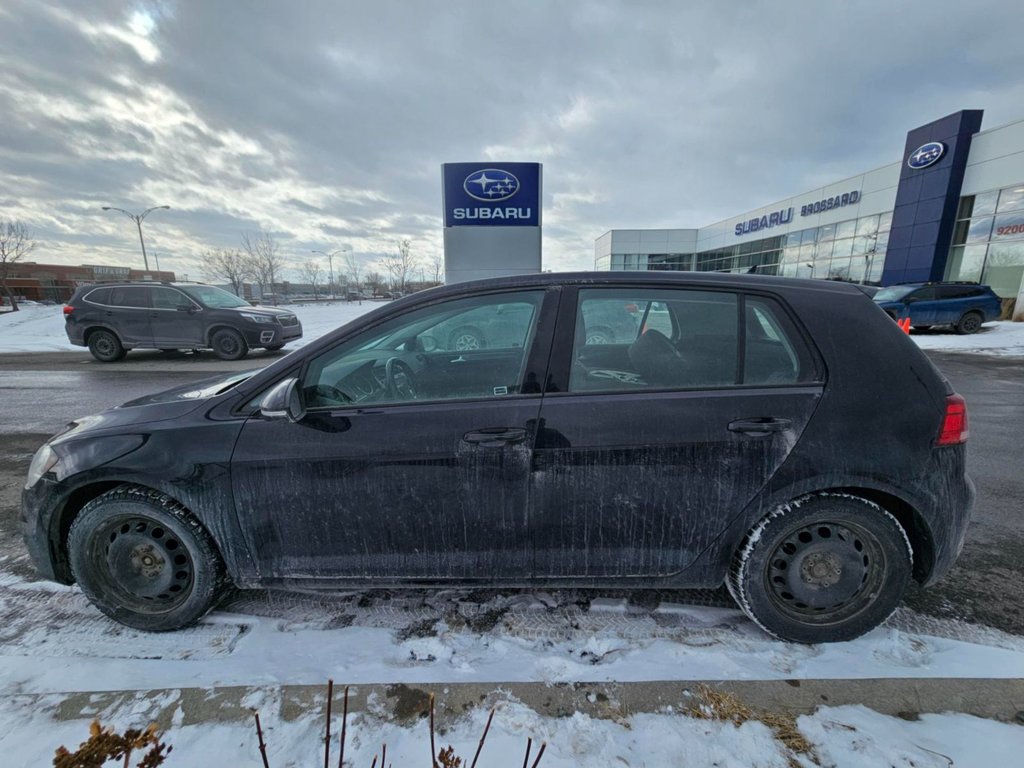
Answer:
[[1, 348, 1022, 636]]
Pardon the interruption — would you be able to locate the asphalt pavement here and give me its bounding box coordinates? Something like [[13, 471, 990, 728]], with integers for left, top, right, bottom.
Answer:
[[0, 348, 1022, 634]]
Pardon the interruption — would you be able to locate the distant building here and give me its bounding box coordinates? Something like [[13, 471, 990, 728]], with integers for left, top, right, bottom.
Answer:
[[1, 262, 176, 303]]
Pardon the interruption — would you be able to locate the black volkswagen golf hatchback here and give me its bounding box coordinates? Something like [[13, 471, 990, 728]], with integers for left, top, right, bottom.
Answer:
[[23, 273, 973, 643]]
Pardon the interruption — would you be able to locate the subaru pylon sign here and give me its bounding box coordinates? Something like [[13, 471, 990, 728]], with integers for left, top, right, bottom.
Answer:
[[442, 161, 542, 284], [443, 162, 541, 227]]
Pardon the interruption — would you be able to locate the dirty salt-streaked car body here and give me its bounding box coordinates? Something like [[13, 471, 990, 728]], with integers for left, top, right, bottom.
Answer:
[[23, 272, 973, 642]]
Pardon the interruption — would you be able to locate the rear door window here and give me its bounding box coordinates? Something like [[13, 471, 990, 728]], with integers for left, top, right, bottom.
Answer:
[[109, 286, 150, 308], [84, 287, 112, 305]]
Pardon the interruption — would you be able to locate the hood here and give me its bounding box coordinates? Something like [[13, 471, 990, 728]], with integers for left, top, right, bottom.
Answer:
[[48, 371, 256, 444], [222, 306, 296, 318], [121, 370, 256, 406]]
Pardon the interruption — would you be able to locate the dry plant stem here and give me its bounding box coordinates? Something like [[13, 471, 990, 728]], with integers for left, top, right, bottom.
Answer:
[[370, 758, 377, 768], [469, 707, 496, 768], [324, 679, 334, 768], [521, 737, 532, 768], [254, 711, 270, 768], [429, 693, 438, 768], [338, 686, 349, 768], [529, 743, 546, 768]]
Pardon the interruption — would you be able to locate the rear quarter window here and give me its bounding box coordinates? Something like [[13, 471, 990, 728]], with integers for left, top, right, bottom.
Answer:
[[83, 287, 112, 305], [743, 296, 817, 385]]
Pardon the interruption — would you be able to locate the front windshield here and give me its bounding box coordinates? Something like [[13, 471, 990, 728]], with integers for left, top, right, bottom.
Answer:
[[180, 284, 251, 308], [872, 285, 917, 302]]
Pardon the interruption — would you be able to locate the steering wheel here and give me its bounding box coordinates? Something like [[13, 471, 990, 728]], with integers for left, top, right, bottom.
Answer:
[[385, 358, 418, 400]]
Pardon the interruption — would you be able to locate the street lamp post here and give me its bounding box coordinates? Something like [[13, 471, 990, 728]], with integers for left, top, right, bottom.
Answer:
[[101, 205, 171, 272], [312, 247, 350, 300]]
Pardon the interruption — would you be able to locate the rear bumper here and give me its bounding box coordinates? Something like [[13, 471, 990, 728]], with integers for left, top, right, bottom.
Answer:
[[916, 444, 975, 586], [65, 322, 86, 346]]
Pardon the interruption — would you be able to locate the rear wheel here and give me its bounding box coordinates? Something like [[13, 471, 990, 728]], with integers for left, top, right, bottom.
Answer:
[[955, 311, 983, 335], [67, 486, 224, 631], [211, 328, 248, 360], [727, 494, 912, 643], [87, 330, 126, 362]]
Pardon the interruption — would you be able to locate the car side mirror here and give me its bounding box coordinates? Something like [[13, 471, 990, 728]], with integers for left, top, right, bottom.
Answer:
[[260, 377, 306, 422]]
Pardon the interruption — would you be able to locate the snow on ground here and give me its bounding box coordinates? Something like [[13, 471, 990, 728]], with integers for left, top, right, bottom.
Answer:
[[2, 692, 1021, 768], [3, 300, 1024, 356], [2, 571, 1024, 695]]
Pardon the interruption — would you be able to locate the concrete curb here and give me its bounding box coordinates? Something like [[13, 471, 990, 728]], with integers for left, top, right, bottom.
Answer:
[[20, 678, 1024, 728]]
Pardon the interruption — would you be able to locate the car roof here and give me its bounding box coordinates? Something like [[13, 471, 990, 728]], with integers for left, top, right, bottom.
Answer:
[[424, 271, 872, 298]]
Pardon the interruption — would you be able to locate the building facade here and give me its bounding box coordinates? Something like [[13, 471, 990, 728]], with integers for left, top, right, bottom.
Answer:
[[1, 262, 175, 304], [596, 110, 1024, 316]]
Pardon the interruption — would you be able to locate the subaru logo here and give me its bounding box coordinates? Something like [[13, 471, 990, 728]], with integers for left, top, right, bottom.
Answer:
[[463, 168, 520, 202], [907, 142, 946, 170]]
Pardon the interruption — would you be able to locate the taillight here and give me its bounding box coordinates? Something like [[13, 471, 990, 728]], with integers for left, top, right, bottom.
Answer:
[[62, 305, 74, 316], [937, 393, 968, 446]]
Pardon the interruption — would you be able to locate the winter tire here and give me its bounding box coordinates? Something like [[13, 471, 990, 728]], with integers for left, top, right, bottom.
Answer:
[[585, 326, 614, 345], [727, 493, 912, 643], [87, 330, 126, 362], [955, 312, 983, 335], [68, 485, 224, 631], [211, 328, 248, 360]]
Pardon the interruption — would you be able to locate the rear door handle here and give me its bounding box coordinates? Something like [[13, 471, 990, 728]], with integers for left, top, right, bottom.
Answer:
[[728, 417, 792, 436], [463, 427, 527, 448]]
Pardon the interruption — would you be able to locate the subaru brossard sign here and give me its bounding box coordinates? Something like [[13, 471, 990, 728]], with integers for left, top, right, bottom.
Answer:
[[443, 162, 542, 227]]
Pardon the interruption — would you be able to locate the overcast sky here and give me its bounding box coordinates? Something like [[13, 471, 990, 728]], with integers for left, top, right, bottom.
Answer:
[[2, 0, 1023, 281]]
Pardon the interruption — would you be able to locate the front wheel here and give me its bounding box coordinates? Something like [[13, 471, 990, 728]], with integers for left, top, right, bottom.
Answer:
[[87, 330, 126, 362], [211, 328, 248, 360], [727, 494, 912, 643], [67, 486, 224, 631]]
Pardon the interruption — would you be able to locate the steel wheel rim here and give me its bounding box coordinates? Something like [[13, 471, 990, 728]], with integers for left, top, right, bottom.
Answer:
[[453, 334, 480, 351], [763, 519, 886, 625], [89, 515, 195, 612], [963, 315, 980, 332], [218, 334, 239, 355], [94, 335, 115, 357]]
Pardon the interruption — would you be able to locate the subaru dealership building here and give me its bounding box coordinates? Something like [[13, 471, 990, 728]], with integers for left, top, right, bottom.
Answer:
[[595, 110, 1024, 312]]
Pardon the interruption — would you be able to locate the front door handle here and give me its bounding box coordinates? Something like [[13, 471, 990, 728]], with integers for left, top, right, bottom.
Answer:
[[463, 427, 527, 448], [728, 417, 792, 436]]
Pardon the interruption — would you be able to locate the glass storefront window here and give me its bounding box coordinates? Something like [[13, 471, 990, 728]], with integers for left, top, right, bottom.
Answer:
[[965, 217, 994, 243], [800, 228, 817, 245], [835, 219, 857, 240], [784, 232, 802, 247], [831, 238, 854, 259], [878, 211, 893, 232], [992, 211, 1024, 241], [848, 255, 868, 282], [828, 257, 852, 281], [983, 242, 1024, 298], [945, 244, 987, 283], [855, 214, 879, 238], [817, 224, 836, 242], [996, 186, 1024, 214], [973, 190, 999, 217]]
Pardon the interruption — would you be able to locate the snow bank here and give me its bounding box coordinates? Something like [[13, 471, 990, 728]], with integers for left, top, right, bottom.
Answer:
[[909, 320, 1024, 356], [0, 692, 1019, 767]]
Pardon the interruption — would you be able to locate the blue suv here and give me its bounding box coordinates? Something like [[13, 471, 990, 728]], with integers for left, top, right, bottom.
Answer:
[[873, 282, 1002, 334]]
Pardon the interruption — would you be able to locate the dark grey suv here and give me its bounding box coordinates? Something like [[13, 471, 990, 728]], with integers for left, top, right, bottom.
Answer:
[[64, 282, 303, 362]]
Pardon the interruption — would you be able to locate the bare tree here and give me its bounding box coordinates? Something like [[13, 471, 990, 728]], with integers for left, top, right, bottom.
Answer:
[[241, 230, 286, 303], [430, 254, 444, 285], [342, 250, 362, 292], [202, 249, 250, 296], [300, 260, 324, 299], [0, 219, 36, 311], [364, 270, 385, 296], [380, 239, 418, 292]]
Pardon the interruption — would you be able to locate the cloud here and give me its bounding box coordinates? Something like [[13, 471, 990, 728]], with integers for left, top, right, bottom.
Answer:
[[1, 0, 1023, 280]]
